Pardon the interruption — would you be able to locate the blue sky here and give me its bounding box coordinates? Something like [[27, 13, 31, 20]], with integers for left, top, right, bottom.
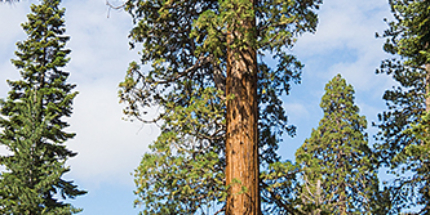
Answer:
[[0, 0, 401, 214]]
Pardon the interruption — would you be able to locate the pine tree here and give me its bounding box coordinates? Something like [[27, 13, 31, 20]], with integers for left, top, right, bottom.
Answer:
[[374, 0, 430, 212], [0, 0, 86, 214], [295, 74, 377, 215], [119, 0, 321, 214]]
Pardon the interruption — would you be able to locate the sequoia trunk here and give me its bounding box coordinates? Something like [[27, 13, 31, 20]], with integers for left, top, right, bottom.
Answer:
[[225, 0, 260, 214]]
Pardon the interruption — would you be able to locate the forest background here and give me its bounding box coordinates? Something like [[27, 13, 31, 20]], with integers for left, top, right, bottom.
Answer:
[[0, 0, 397, 214]]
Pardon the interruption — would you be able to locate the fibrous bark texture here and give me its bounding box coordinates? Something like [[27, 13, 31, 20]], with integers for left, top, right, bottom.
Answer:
[[225, 1, 260, 214]]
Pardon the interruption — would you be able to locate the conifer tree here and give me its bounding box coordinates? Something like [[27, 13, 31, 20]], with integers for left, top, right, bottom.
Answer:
[[295, 74, 377, 215], [119, 0, 321, 214], [0, 0, 86, 214], [374, 0, 430, 212]]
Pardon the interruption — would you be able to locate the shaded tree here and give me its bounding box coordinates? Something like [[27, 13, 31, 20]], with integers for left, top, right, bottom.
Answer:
[[0, 0, 86, 214], [374, 0, 430, 212], [119, 0, 321, 214]]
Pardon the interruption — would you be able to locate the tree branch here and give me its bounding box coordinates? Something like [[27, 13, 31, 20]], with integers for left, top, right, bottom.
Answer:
[[106, 0, 125, 9], [106, 0, 126, 18], [214, 205, 226, 215]]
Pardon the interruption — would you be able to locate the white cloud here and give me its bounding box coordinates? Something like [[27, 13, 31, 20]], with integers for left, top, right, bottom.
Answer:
[[65, 81, 159, 186], [0, 2, 30, 56], [63, 0, 138, 83], [284, 102, 311, 122], [295, 0, 391, 56]]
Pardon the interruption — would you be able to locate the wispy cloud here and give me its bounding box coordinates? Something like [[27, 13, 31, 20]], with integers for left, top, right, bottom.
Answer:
[[66, 82, 160, 186], [294, 0, 393, 93]]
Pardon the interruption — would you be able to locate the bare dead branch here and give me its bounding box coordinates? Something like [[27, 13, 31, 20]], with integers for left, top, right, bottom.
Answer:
[[214, 205, 226, 215], [106, 0, 125, 9], [106, 0, 126, 18]]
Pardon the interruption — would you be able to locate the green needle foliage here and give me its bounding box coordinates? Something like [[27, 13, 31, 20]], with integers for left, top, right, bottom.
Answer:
[[119, 0, 321, 214], [295, 74, 377, 215], [405, 111, 430, 214], [0, 0, 86, 214], [374, 0, 430, 212]]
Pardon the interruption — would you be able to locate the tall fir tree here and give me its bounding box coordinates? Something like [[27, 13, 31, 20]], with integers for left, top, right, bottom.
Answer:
[[374, 0, 430, 212], [0, 0, 86, 214], [295, 74, 378, 215], [119, 0, 321, 214]]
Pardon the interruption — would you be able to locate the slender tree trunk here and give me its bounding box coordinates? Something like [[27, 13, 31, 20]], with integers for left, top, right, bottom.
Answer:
[[336, 146, 347, 215], [422, 63, 430, 147], [424, 41, 430, 112], [225, 0, 260, 214], [339, 181, 347, 215], [425, 63, 430, 112]]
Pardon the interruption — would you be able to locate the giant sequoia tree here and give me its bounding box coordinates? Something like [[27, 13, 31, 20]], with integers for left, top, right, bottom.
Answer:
[[0, 0, 85, 214], [118, 0, 321, 214], [374, 0, 430, 212], [295, 74, 377, 215]]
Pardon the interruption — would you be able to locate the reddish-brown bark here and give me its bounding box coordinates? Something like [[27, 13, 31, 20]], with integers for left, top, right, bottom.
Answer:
[[225, 1, 260, 214]]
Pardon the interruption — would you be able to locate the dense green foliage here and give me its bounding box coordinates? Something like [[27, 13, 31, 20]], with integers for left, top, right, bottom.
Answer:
[[375, 0, 430, 212], [0, 0, 86, 214], [119, 0, 321, 214], [405, 111, 430, 214], [295, 74, 377, 214]]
